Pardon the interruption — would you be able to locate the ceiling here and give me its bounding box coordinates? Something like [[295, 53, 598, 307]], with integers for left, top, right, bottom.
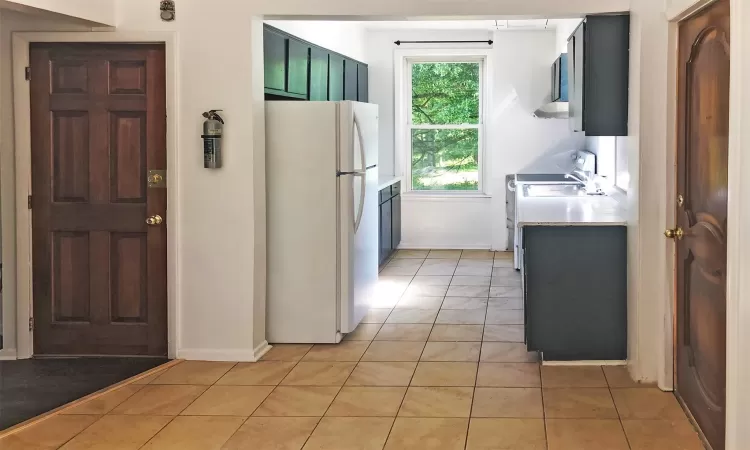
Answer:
[[362, 19, 580, 31]]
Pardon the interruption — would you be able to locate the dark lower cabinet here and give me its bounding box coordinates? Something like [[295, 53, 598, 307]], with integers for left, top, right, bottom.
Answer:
[[523, 226, 627, 360], [391, 193, 401, 250], [379, 200, 393, 265], [379, 182, 402, 265]]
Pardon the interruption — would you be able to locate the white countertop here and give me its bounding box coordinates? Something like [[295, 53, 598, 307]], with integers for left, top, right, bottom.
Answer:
[[517, 192, 627, 226], [378, 175, 402, 190]]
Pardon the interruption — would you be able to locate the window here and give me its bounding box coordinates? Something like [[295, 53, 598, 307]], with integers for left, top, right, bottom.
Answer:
[[403, 57, 485, 192]]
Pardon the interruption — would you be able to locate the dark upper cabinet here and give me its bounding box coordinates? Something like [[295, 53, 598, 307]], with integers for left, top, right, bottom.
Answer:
[[569, 24, 584, 132], [357, 63, 369, 102], [568, 15, 630, 136], [309, 47, 329, 101], [328, 54, 345, 101], [551, 54, 568, 102], [287, 39, 310, 97], [263, 24, 369, 103], [263, 28, 287, 93], [551, 59, 560, 102], [344, 59, 358, 101]]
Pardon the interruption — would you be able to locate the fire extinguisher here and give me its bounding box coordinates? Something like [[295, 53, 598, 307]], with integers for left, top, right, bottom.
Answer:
[[202, 110, 224, 168]]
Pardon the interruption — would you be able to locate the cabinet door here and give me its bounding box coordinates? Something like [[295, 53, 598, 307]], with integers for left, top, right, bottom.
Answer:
[[357, 63, 369, 102], [287, 39, 309, 97], [264, 29, 287, 92], [379, 199, 393, 265], [328, 54, 344, 101], [571, 24, 585, 132], [559, 54, 569, 102], [391, 194, 401, 250], [344, 59, 358, 101], [551, 59, 560, 102], [583, 15, 630, 136], [309, 47, 329, 101]]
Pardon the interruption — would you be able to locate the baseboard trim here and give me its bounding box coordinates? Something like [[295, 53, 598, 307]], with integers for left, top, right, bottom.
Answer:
[[253, 341, 272, 361], [177, 346, 267, 362], [542, 360, 627, 366], [398, 243, 492, 250], [0, 348, 18, 360]]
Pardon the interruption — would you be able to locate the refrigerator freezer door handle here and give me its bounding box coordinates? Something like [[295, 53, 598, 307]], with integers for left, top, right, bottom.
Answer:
[[353, 111, 367, 172]]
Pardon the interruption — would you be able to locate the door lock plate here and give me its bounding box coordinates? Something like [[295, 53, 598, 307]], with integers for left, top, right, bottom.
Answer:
[[148, 170, 167, 188], [677, 194, 684, 207]]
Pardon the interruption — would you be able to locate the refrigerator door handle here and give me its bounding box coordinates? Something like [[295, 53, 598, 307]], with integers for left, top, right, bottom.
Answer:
[[352, 111, 368, 234], [353, 172, 366, 233]]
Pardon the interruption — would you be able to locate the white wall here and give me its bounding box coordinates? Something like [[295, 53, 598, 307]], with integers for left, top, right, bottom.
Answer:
[[258, 0, 629, 17], [264, 20, 367, 62], [555, 18, 583, 54], [627, 0, 671, 387], [112, 4, 268, 361], [0, 9, 91, 355], [365, 28, 583, 250], [0, 0, 115, 25]]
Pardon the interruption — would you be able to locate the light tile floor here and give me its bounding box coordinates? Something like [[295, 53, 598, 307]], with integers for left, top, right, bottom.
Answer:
[[0, 250, 705, 449]]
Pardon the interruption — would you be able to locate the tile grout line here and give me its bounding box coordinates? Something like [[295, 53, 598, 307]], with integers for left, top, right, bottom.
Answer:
[[463, 293, 487, 450], [381, 249, 452, 449], [132, 361, 238, 450], [604, 366, 635, 450], [234, 341, 319, 444], [311, 334, 382, 448]]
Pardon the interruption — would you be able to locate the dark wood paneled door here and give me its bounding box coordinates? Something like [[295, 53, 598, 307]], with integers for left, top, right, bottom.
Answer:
[[30, 44, 168, 356], [675, 1, 729, 449]]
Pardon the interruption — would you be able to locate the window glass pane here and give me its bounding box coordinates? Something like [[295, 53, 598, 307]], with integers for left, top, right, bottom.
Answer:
[[411, 128, 479, 191], [411, 62, 480, 125]]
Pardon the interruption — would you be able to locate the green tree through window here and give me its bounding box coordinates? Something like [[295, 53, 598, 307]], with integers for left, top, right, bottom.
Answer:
[[409, 61, 481, 191]]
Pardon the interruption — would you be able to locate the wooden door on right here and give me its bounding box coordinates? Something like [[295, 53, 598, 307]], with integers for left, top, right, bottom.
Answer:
[[675, 1, 730, 449]]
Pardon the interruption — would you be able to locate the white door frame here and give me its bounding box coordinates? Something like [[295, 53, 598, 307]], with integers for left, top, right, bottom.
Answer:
[[663, 0, 750, 448], [6, 31, 180, 359]]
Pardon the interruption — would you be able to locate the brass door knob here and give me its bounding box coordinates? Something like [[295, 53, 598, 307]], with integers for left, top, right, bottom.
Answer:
[[664, 227, 684, 240], [148, 173, 163, 184], [146, 215, 163, 226]]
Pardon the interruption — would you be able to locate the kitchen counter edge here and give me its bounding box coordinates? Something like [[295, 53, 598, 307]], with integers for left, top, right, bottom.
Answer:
[[378, 175, 403, 191]]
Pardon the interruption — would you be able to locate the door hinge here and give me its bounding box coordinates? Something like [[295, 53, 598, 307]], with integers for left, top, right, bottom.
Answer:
[[29, 317, 34, 331], [27, 195, 32, 209], [25, 67, 30, 81]]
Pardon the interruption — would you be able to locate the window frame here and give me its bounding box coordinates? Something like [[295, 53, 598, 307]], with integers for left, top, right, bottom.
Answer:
[[395, 49, 491, 196]]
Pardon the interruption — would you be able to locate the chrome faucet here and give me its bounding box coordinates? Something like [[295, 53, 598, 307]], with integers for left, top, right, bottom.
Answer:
[[564, 172, 587, 184], [566, 171, 604, 195]]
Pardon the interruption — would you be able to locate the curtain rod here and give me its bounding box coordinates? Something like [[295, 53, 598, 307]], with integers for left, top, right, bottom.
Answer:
[[394, 40, 493, 46]]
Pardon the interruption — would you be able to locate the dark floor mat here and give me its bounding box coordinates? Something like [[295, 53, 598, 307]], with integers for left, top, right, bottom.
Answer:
[[0, 357, 169, 430]]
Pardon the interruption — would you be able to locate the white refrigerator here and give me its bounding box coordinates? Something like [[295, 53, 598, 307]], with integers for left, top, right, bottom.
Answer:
[[266, 101, 379, 343]]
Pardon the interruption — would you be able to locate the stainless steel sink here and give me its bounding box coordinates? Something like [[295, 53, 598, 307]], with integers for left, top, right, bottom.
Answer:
[[522, 183, 588, 198]]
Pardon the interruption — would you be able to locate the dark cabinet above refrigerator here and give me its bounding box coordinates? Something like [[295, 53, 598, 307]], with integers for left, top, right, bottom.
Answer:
[[263, 24, 369, 103]]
